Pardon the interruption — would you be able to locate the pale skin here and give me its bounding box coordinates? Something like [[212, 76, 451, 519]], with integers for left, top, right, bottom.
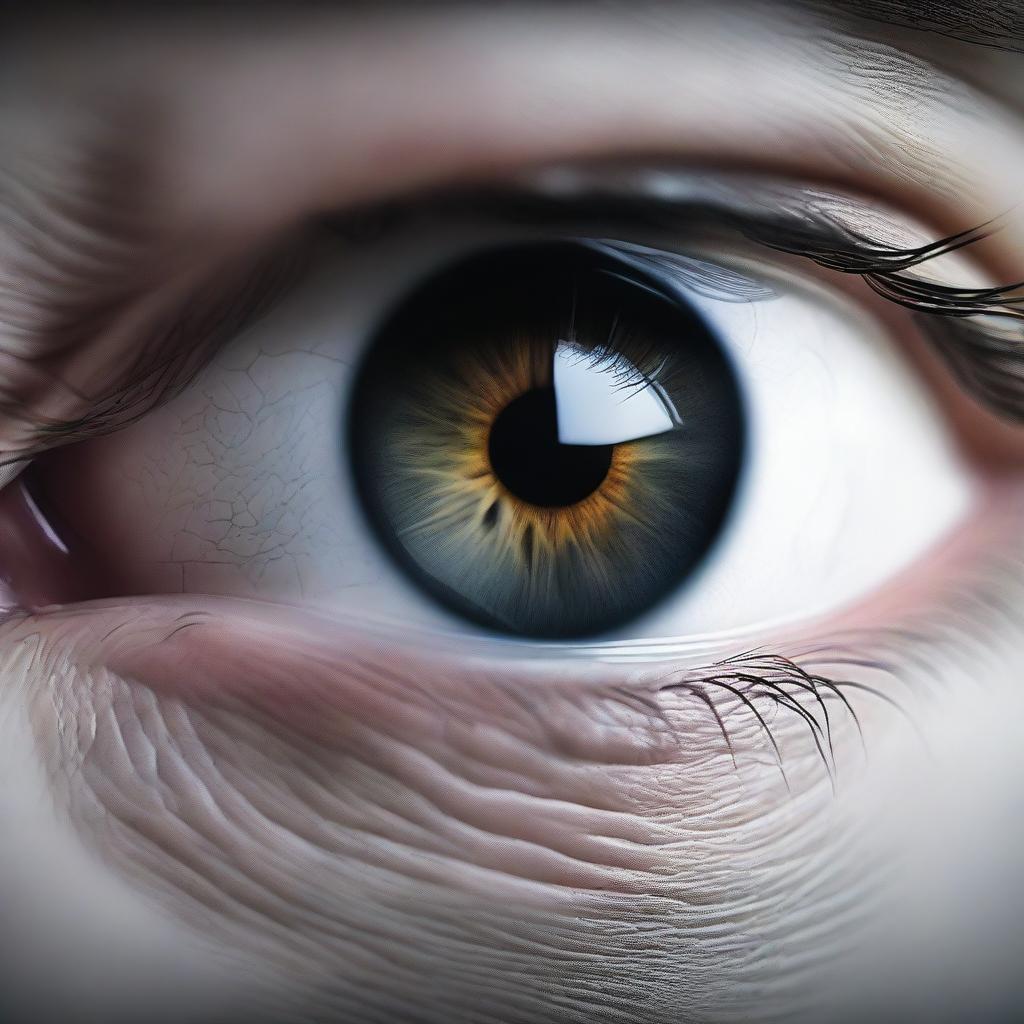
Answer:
[[1, 4, 1024, 1023]]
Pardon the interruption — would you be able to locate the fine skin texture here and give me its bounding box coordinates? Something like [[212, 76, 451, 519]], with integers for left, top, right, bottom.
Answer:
[[2, 4, 1024, 1023]]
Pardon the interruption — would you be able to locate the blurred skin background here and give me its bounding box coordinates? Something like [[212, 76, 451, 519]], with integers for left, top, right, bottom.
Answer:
[[2, 2, 1024, 1022]]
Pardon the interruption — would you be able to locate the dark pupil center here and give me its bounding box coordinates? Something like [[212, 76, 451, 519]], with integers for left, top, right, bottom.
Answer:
[[487, 387, 613, 507]]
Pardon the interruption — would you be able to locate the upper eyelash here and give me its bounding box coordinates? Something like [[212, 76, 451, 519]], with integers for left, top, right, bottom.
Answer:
[[459, 184, 1023, 315], [749, 213, 1024, 318], [744, 212, 994, 273], [910, 312, 1024, 422], [484, 189, 1024, 422], [0, 239, 306, 470], [742, 211, 1024, 420], [8, 189, 1023, 465]]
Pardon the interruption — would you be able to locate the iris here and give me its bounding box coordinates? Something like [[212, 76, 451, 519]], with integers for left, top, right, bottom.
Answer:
[[349, 243, 745, 637]]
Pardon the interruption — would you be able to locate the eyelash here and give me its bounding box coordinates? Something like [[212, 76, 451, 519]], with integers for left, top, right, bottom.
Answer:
[[748, 213, 1024, 421], [623, 482, 1024, 792], [649, 650, 900, 796], [0, 236, 307, 471], [440, 187, 1024, 421], [7, 184, 1021, 477], [623, 650, 899, 795]]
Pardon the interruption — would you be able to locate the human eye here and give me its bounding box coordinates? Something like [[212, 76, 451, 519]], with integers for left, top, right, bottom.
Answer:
[[24, 187, 978, 648], [3, 7, 1024, 1024]]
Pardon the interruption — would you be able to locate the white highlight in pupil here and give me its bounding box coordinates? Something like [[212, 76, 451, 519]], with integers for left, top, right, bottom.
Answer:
[[553, 339, 681, 446]]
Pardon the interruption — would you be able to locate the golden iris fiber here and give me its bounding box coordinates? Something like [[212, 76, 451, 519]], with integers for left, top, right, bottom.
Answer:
[[350, 243, 745, 637], [393, 331, 656, 572]]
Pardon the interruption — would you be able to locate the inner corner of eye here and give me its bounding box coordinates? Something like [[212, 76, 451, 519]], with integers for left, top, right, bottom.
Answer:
[[347, 241, 748, 640]]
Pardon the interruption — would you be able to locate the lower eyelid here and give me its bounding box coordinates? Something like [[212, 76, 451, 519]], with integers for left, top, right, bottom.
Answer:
[[4, 476, 1019, 960], [4, 469, 1019, 679], [10, 599, 700, 895], [0, 489, 983, 779]]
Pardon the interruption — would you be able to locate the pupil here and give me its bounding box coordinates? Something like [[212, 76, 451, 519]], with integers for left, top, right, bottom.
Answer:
[[488, 386, 613, 507]]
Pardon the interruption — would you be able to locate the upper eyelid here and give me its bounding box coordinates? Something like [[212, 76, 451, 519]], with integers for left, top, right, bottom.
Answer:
[[330, 183, 1024, 423], [3, 8, 1000, 238], [2, 13, 1018, 449], [4, 186, 1020, 465], [482, 185, 1024, 415]]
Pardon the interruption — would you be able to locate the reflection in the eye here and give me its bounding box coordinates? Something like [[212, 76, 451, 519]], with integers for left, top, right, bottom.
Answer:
[[552, 338, 681, 445]]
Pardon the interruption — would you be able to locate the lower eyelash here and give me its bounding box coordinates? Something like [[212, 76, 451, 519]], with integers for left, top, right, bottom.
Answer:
[[655, 653, 866, 796], [603, 484, 1024, 797]]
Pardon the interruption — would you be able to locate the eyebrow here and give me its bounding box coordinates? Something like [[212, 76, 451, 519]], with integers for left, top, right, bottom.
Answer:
[[812, 0, 1024, 52]]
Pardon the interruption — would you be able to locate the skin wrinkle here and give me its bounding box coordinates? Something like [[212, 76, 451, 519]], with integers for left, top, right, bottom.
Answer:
[[817, 0, 1024, 52], [5, 493, 1019, 1021], [7, 475, 1023, 1021], [7, 597, 875, 1023], [1, 5, 1024, 1023]]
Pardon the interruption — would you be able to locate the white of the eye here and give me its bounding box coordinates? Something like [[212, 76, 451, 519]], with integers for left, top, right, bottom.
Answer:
[[624, 274, 975, 640], [553, 340, 678, 445]]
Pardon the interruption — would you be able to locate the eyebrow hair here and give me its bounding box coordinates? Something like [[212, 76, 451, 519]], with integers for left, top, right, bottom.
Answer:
[[9, 0, 1022, 48], [813, 0, 1024, 52]]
